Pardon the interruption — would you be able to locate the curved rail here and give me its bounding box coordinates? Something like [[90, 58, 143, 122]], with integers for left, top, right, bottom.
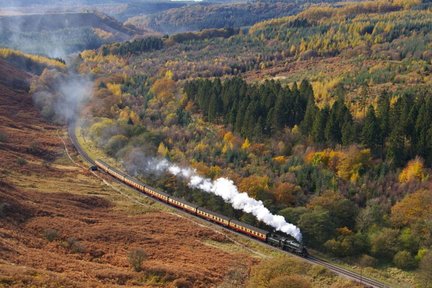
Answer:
[[67, 122, 389, 288]]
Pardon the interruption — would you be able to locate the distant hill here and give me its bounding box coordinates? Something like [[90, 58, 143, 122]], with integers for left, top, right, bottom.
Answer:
[[126, 1, 301, 34], [125, 0, 365, 34], [0, 12, 141, 58]]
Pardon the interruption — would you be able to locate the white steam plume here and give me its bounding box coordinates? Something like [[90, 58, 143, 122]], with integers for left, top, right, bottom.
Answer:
[[149, 158, 302, 242]]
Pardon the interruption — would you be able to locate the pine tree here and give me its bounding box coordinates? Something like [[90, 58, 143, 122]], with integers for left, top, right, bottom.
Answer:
[[386, 126, 405, 167], [377, 91, 390, 140], [361, 106, 381, 150], [300, 95, 318, 135], [311, 107, 329, 144], [342, 122, 355, 146]]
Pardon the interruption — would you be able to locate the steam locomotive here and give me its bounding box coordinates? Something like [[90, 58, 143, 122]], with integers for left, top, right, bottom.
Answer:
[[94, 159, 308, 257]]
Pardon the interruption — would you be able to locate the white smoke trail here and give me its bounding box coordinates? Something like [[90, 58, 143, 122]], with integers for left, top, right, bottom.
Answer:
[[151, 158, 302, 242]]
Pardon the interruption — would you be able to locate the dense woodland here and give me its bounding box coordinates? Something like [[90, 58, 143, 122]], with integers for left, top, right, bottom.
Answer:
[[184, 77, 432, 167], [30, 1, 432, 286]]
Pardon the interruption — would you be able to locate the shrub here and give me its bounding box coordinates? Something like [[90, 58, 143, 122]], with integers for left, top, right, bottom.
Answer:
[[393, 250, 417, 270], [358, 254, 378, 268], [16, 157, 27, 166], [0, 202, 7, 218], [128, 248, 147, 272], [27, 141, 44, 156], [0, 131, 7, 143], [64, 237, 86, 253], [43, 228, 59, 242]]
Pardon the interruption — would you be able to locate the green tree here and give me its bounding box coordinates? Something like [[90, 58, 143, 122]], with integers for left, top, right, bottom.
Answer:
[[393, 251, 417, 270], [370, 228, 400, 261], [298, 208, 335, 247], [386, 126, 405, 167], [300, 95, 318, 135], [361, 106, 381, 150], [311, 107, 329, 144]]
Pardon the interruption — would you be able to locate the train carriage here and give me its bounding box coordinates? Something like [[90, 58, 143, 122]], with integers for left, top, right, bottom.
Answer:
[[146, 187, 170, 202], [95, 159, 126, 182], [168, 196, 198, 213], [197, 207, 230, 226], [229, 219, 268, 241]]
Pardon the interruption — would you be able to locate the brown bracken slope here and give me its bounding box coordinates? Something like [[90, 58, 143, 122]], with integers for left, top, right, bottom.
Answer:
[[0, 59, 254, 287]]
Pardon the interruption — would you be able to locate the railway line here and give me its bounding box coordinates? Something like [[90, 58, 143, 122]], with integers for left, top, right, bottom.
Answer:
[[68, 122, 390, 288]]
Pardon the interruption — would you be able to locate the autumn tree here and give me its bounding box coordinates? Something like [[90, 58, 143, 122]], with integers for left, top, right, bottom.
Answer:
[[391, 189, 432, 227], [398, 157, 427, 183]]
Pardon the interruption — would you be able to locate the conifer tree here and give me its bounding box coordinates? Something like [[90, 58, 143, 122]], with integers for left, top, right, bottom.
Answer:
[[386, 126, 405, 167], [301, 95, 318, 135], [361, 106, 381, 150], [312, 107, 329, 144]]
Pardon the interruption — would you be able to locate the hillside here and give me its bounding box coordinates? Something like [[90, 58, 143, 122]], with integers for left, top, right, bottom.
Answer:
[[0, 57, 254, 287], [126, 1, 301, 34], [0, 12, 141, 58], [125, 0, 368, 34]]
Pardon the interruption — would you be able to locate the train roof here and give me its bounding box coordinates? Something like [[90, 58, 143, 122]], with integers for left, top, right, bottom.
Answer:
[[169, 196, 199, 208], [197, 207, 231, 221], [149, 186, 170, 198], [96, 159, 171, 198], [230, 219, 269, 235], [96, 159, 127, 177]]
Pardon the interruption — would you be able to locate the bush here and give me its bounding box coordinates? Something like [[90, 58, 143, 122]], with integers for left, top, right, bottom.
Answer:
[[358, 254, 378, 268], [27, 141, 44, 156], [393, 250, 417, 270], [43, 228, 59, 242], [128, 248, 147, 272], [64, 237, 86, 254], [16, 157, 27, 166], [0, 131, 7, 143], [0, 202, 7, 218]]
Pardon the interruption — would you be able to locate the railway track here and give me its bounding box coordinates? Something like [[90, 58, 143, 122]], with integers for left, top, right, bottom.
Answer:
[[67, 122, 390, 288]]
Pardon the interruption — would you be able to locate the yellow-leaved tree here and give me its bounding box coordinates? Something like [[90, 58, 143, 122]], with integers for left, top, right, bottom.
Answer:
[[391, 189, 432, 227], [336, 146, 371, 182], [157, 142, 169, 158], [399, 157, 427, 183]]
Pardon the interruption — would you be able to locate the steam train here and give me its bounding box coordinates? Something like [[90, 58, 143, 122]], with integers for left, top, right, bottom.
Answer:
[[94, 159, 308, 257]]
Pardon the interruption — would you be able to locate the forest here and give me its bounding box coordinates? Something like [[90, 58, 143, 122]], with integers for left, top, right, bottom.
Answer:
[[29, 0, 432, 286], [184, 77, 432, 167]]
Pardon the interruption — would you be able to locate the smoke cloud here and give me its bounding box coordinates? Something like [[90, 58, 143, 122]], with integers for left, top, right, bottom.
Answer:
[[32, 70, 93, 123], [141, 157, 302, 242]]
